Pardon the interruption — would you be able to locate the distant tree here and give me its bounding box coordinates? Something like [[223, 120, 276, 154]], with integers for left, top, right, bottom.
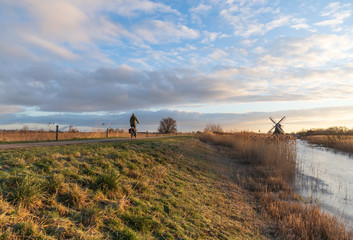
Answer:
[[158, 117, 177, 134], [204, 123, 223, 134], [68, 125, 78, 133]]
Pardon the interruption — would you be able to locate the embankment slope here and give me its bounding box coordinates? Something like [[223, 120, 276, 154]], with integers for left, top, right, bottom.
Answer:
[[0, 136, 268, 239]]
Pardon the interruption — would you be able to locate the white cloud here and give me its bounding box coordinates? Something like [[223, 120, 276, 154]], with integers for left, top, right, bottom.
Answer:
[[258, 34, 353, 69], [265, 16, 290, 31], [202, 31, 221, 43], [22, 34, 78, 60], [290, 18, 315, 32], [105, 0, 180, 17], [0, 0, 184, 66], [241, 39, 258, 46], [190, 3, 211, 13], [219, 1, 290, 37], [315, 2, 352, 27], [190, 3, 213, 24], [209, 49, 228, 60], [19, 0, 90, 43], [133, 20, 199, 44]]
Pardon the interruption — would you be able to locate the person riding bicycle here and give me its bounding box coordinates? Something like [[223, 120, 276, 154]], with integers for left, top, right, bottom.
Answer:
[[129, 113, 139, 137]]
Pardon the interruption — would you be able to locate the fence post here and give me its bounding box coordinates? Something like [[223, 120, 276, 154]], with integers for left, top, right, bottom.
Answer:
[[106, 128, 109, 138], [146, 131, 149, 137], [56, 125, 59, 140]]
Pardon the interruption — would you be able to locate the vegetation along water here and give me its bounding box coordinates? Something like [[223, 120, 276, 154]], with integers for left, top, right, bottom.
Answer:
[[0, 134, 351, 239]]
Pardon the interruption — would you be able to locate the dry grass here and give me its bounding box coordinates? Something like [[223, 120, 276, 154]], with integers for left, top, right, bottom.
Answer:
[[0, 136, 268, 239], [303, 135, 353, 155], [0, 130, 185, 142], [199, 131, 297, 181], [198, 131, 353, 240]]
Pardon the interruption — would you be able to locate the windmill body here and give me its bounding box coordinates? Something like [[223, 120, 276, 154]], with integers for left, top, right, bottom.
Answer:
[[268, 116, 285, 134]]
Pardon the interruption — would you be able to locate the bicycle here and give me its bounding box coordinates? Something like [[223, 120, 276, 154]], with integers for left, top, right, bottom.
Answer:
[[129, 128, 137, 139]]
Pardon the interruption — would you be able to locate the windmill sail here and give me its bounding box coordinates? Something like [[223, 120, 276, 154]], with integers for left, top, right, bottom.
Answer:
[[268, 116, 285, 134]]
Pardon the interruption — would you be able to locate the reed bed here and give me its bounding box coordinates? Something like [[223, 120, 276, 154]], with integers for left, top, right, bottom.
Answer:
[[303, 135, 353, 155], [199, 131, 297, 182], [199, 131, 352, 240]]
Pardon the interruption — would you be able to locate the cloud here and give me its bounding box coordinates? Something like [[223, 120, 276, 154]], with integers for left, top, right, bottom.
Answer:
[[22, 34, 78, 60], [209, 49, 228, 60], [290, 18, 315, 32], [1, 58, 353, 115], [104, 0, 180, 17], [0, 0, 183, 66], [0, 65, 222, 112], [133, 20, 199, 44], [190, 4, 212, 13], [265, 16, 291, 32], [3, 106, 353, 133], [202, 31, 221, 43], [258, 34, 353, 69], [314, 2, 352, 27], [219, 1, 289, 37], [0, 105, 23, 114], [11, 0, 90, 43]]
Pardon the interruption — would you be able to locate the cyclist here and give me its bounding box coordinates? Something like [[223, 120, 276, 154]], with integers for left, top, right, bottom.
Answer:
[[129, 113, 140, 138]]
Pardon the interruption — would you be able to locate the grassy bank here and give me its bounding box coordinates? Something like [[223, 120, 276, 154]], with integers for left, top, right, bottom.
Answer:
[[199, 132, 352, 239], [0, 130, 183, 143], [0, 136, 267, 239], [302, 135, 353, 155]]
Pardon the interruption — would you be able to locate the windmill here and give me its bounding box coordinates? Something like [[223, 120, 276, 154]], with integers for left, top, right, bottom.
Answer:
[[268, 116, 285, 134]]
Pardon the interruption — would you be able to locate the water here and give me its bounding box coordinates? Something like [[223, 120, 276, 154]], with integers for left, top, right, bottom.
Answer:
[[295, 139, 353, 227]]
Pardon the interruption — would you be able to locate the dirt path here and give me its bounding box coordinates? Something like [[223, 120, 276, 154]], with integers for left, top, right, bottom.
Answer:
[[0, 136, 176, 150]]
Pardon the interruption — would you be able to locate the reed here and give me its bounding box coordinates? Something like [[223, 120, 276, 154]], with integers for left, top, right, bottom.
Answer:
[[199, 131, 353, 240], [199, 131, 297, 182], [303, 135, 353, 155]]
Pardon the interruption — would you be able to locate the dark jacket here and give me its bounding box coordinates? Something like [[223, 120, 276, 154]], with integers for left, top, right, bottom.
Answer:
[[130, 114, 140, 128]]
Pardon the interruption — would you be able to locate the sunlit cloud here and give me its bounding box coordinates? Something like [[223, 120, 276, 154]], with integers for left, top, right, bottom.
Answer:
[[315, 2, 352, 27], [1, 0, 353, 131], [133, 20, 199, 44]]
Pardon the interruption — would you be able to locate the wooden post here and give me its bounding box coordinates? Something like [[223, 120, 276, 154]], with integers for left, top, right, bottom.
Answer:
[[56, 125, 59, 140], [146, 131, 148, 137], [106, 128, 109, 138]]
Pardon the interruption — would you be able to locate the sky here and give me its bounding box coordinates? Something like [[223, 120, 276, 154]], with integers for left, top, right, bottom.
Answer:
[[1, 0, 353, 133]]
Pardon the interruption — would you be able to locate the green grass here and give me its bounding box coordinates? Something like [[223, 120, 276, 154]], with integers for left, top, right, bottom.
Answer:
[[0, 136, 266, 239], [0, 136, 129, 145]]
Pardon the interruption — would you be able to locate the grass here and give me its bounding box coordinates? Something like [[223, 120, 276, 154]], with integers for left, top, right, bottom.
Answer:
[[0, 130, 184, 143], [302, 134, 353, 155], [0, 136, 268, 239], [198, 131, 353, 239]]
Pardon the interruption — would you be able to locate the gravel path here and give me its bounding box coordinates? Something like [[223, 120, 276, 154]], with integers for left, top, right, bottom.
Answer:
[[0, 136, 174, 150]]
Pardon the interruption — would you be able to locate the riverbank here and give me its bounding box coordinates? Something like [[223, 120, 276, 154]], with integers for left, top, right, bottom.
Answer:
[[302, 135, 353, 155], [0, 135, 351, 239], [296, 139, 353, 227], [0, 136, 268, 239], [199, 132, 352, 239]]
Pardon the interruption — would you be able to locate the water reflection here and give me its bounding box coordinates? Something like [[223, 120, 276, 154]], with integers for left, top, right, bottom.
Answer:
[[295, 139, 353, 227]]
